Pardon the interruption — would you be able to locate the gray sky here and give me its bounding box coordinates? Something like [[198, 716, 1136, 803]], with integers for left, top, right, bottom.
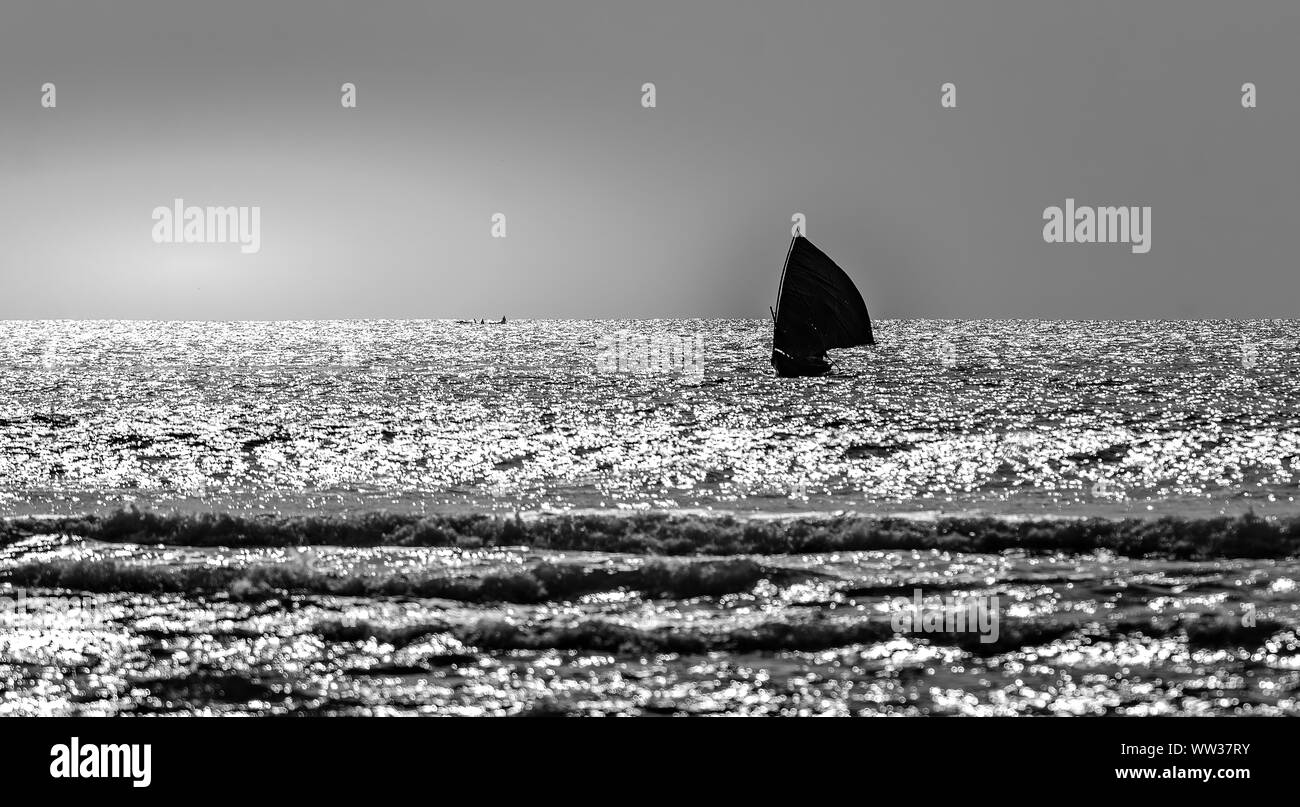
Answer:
[[1, 0, 1297, 319]]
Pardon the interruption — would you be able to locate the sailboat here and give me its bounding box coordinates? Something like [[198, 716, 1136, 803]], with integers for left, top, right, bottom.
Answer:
[[769, 235, 874, 377]]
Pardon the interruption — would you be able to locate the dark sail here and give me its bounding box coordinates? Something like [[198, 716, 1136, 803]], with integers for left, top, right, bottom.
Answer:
[[770, 235, 874, 376]]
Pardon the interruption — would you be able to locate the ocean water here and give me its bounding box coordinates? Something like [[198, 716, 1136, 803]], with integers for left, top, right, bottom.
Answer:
[[3, 318, 1299, 517], [2, 319, 1299, 715]]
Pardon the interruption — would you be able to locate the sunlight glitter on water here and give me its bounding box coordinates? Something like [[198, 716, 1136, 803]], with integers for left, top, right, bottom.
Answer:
[[2, 534, 1298, 715], [3, 319, 1300, 715], [2, 319, 1299, 518]]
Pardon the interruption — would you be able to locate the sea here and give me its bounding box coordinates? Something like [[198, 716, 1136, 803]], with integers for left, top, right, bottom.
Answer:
[[1, 319, 1298, 715]]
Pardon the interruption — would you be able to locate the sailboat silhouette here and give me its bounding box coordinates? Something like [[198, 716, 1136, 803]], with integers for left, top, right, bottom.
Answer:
[[769, 235, 874, 377]]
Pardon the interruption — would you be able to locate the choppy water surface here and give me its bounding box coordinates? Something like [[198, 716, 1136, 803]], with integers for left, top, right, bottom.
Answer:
[[2, 529, 1298, 716], [2, 319, 1299, 715], [2, 319, 1299, 517]]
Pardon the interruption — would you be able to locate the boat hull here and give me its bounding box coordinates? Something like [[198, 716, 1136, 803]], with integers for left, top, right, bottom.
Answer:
[[771, 350, 832, 377]]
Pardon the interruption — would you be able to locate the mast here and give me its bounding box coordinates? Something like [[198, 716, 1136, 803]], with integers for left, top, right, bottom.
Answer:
[[772, 234, 798, 323]]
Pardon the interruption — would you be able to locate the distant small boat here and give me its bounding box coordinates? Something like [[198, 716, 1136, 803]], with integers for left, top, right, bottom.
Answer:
[[769, 235, 874, 377]]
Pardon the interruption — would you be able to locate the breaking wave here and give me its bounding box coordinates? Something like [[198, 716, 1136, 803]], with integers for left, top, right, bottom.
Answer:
[[5, 508, 1300, 559], [1, 556, 781, 603]]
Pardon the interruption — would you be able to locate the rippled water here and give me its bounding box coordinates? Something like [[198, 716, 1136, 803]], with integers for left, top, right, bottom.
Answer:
[[2, 319, 1299, 715], [3, 527, 1298, 716], [3, 319, 1299, 517]]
